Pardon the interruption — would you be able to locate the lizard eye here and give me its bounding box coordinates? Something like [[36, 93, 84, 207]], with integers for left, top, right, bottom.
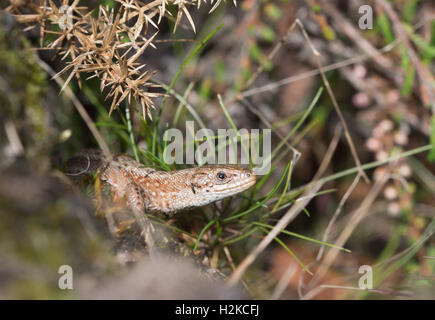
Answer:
[[216, 172, 227, 181]]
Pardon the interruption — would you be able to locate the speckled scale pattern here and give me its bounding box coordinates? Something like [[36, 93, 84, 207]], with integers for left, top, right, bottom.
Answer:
[[67, 151, 256, 215]]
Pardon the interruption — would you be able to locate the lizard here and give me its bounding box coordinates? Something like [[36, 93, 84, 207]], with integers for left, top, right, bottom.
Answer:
[[66, 150, 256, 215]]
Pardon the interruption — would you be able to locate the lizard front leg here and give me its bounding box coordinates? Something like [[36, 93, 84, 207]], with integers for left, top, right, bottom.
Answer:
[[124, 182, 155, 252]]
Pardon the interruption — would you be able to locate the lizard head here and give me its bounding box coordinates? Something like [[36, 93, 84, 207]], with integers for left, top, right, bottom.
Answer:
[[189, 165, 256, 205]]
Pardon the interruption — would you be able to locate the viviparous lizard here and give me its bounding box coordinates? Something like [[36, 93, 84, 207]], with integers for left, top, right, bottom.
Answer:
[[67, 150, 256, 215]]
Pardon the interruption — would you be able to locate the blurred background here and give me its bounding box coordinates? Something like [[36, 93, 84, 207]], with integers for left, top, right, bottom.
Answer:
[[0, 0, 434, 299]]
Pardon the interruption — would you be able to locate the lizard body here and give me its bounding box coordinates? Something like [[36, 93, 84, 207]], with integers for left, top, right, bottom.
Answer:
[[67, 150, 256, 215]]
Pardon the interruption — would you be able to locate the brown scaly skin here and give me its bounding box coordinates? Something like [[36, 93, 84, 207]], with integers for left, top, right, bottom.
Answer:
[[66, 150, 256, 215]]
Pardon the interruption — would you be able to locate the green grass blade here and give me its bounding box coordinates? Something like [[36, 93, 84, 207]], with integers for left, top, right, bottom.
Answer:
[[258, 226, 313, 275], [173, 82, 195, 127], [217, 94, 251, 166], [125, 101, 139, 161], [222, 227, 258, 245], [193, 219, 216, 251], [254, 222, 351, 253], [272, 161, 293, 211], [224, 162, 290, 222], [158, 23, 223, 117]]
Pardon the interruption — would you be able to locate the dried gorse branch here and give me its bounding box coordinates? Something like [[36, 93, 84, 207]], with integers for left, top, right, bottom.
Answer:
[[3, 0, 235, 119]]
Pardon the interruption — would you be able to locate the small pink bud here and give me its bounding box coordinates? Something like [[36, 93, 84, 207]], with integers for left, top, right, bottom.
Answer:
[[387, 202, 401, 216], [394, 131, 408, 145], [366, 137, 382, 152], [384, 186, 398, 200]]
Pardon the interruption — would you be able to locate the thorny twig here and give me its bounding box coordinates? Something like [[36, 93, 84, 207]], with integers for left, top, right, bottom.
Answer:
[[4, 0, 235, 120]]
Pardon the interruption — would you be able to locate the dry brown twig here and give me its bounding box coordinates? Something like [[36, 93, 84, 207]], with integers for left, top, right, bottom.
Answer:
[[227, 179, 324, 286], [269, 124, 343, 300], [316, 172, 361, 261], [293, 18, 370, 183], [303, 167, 392, 299], [239, 98, 301, 162], [376, 0, 435, 112], [238, 20, 297, 93], [320, 1, 434, 112], [227, 15, 376, 285], [233, 15, 369, 183], [240, 39, 400, 99], [37, 57, 111, 155], [320, 1, 395, 71], [227, 121, 343, 286]]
